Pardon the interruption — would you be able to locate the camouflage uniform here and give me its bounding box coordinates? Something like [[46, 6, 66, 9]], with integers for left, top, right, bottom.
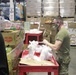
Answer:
[[57, 52, 70, 75], [55, 27, 70, 75]]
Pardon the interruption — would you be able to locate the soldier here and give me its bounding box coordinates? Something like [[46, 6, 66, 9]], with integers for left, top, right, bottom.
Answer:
[[43, 16, 70, 75]]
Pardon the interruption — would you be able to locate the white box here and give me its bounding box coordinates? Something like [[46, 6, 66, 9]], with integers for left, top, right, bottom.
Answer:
[[60, 0, 75, 3], [43, 2, 59, 8], [60, 8, 75, 17], [60, 3, 75, 8], [43, 0, 58, 3]]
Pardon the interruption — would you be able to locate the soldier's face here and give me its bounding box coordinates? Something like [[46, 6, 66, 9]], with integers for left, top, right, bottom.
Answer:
[[53, 19, 57, 24], [52, 19, 59, 32]]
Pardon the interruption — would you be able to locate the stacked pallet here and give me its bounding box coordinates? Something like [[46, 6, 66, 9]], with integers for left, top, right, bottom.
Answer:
[[42, 0, 59, 17], [67, 22, 76, 45], [26, 16, 41, 22], [60, 0, 75, 17], [26, 0, 41, 17], [26, 0, 42, 22]]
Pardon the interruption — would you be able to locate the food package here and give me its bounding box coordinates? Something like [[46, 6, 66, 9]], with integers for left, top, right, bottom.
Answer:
[[24, 40, 39, 59], [23, 40, 53, 61]]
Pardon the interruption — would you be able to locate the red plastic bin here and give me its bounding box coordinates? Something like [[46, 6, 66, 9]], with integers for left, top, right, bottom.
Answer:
[[18, 50, 59, 75]]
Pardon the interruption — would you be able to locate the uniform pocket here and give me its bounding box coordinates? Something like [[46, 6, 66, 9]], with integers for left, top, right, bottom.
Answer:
[[63, 56, 70, 64]]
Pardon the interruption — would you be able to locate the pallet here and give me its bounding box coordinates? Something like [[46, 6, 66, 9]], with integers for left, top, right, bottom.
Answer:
[[26, 16, 41, 22], [63, 17, 74, 21]]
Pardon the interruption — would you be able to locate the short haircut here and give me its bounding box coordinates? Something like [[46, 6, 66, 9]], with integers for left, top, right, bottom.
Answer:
[[54, 16, 63, 25]]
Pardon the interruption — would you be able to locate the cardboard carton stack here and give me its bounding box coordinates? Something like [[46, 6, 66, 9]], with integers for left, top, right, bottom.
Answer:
[[60, 0, 75, 17], [43, 0, 59, 17], [26, 0, 41, 23], [67, 22, 76, 45], [26, 0, 41, 16], [1, 20, 24, 74], [2, 29, 24, 46]]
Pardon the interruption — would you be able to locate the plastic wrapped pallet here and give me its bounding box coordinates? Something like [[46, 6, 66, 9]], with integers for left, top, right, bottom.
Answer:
[[43, 0, 58, 3], [60, 0, 75, 17], [60, 0, 75, 3], [26, 0, 41, 16], [43, 0, 59, 17], [60, 3, 75, 8], [43, 2, 59, 8], [60, 8, 75, 17], [43, 7, 59, 17]]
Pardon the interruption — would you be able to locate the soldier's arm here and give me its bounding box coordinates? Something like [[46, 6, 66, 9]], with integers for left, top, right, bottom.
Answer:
[[43, 39, 62, 51]]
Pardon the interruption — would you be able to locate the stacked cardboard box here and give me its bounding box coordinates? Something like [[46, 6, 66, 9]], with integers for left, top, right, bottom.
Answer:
[[26, 0, 41, 16], [2, 30, 24, 46], [43, 0, 59, 17], [60, 0, 75, 17], [7, 41, 24, 75], [67, 22, 76, 45]]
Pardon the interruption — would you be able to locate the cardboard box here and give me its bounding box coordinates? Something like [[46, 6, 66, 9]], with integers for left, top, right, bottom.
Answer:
[[68, 22, 76, 28], [7, 41, 24, 73], [2, 30, 24, 46]]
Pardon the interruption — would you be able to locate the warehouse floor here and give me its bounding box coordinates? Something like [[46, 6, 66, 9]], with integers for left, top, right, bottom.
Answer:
[[69, 46, 76, 75], [17, 46, 76, 75]]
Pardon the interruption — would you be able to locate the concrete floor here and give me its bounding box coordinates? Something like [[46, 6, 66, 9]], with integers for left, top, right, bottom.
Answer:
[[69, 46, 76, 75], [28, 46, 76, 75], [17, 46, 76, 75]]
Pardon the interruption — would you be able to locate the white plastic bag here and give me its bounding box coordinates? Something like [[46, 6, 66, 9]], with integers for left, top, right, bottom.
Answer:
[[40, 45, 53, 60]]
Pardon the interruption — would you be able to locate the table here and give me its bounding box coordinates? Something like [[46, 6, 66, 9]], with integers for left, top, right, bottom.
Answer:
[[24, 32, 43, 44], [18, 50, 59, 75]]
